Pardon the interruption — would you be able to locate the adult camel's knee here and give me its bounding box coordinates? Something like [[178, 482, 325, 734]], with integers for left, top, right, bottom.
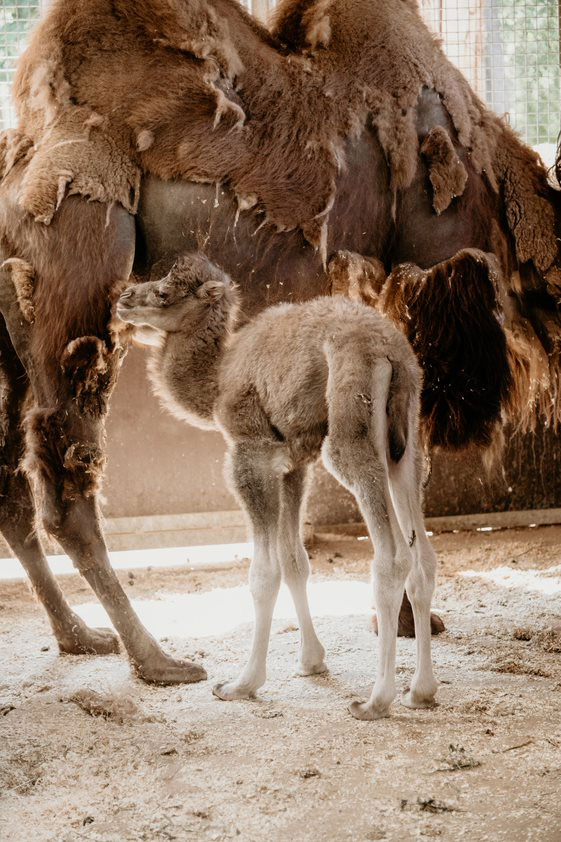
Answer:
[[22, 336, 119, 526], [23, 407, 105, 537]]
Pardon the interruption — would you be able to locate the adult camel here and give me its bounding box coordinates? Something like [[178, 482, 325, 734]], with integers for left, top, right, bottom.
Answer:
[[0, 0, 559, 684]]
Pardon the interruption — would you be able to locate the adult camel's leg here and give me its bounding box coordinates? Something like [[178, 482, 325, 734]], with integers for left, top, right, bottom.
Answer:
[[372, 592, 444, 638], [0, 199, 206, 684], [0, 315, 119, 654]]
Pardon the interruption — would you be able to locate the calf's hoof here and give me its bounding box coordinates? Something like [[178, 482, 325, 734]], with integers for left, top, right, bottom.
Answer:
[[134, 655, 207, 685], [348, 699, 390, 721], [212, 680, 258, 701], [296, 660, 329, 676], [401, 689, 437, 710], [57, 624, 120, 656]]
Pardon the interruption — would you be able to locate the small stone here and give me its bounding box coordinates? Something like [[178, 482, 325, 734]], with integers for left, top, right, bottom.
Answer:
[[512, 627, 532, 641], [160, 746, 178, 756], [297, 767, 321, 779], [255, 709, 283, 719]]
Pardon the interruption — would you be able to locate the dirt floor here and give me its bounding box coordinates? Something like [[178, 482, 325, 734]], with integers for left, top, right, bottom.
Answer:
[[1, 525, 561, 842]]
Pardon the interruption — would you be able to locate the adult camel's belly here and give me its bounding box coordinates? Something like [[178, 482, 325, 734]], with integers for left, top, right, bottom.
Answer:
[[135, 127, 392, 315]]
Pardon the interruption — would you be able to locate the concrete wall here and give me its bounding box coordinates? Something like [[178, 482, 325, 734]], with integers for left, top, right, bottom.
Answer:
[[103, 348, 561, 527]]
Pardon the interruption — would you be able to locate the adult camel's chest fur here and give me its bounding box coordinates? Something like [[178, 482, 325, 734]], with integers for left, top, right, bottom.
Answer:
[[135, 127, 392, 315]]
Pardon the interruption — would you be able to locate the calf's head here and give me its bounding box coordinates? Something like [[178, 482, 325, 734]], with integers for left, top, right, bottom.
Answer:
[[117, 253, 232, 332]]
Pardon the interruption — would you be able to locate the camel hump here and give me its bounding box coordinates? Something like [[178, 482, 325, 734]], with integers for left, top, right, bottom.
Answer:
[[272, 0, 333, 50]]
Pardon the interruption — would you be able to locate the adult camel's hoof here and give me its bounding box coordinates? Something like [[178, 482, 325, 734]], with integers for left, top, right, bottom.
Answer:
[[212, 681, 257, 701], [371, 611, 445, 638], [134, 655, 207, 685], [57, 624, 121, 656]]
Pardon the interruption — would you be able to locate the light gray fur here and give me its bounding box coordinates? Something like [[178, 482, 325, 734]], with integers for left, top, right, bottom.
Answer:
[[117, 253, 438, 719]]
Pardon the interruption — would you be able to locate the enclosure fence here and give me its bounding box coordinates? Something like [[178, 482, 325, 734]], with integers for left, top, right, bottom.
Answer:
[[0, 0, 560, 151], [419, 0, 561, 152]]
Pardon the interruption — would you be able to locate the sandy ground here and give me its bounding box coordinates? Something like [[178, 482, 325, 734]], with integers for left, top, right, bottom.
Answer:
[[1, 525, 561, 842]]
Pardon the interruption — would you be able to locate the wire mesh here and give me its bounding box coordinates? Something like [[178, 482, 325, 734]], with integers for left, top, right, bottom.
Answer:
[[420, 0, 561, 152], [0, 0, 559, 151], [0, 0, 41, 129]]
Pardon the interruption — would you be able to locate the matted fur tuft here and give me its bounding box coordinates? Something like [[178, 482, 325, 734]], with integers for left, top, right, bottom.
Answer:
[[420, 126, 468, 214], [380, 250, 512, 449], [61, 335, 121, 417], [1, 258, 35, 323]]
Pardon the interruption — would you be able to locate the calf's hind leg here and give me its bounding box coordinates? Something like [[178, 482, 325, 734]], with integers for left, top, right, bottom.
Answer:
[[322, 356, 412, 719], [213, 443, 282, 700], [388, 442, 438, 709]]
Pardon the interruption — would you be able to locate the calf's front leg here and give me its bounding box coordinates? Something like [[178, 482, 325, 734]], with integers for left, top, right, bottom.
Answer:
[[213, 443, 282, 701], [277, 466, 326, 676]]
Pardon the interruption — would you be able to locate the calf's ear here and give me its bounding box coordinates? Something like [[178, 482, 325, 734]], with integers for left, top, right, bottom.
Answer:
[[198, 280, 227, 299]]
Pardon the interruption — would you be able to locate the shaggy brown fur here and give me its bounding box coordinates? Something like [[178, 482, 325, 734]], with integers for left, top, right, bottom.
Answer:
[[380, 250, 511, 449], [10, 0, 559, 277]]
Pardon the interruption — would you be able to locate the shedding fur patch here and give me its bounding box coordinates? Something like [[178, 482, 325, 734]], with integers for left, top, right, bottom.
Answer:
[[420, 126, 468, 214], [0, 258, 35, 323], [493, 126, 558, 274], [380, 249, 512, 449], [18, 109, 140, 224]]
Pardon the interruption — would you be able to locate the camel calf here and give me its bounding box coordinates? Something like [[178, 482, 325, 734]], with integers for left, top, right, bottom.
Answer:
[[117, 253, 438, 719]]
